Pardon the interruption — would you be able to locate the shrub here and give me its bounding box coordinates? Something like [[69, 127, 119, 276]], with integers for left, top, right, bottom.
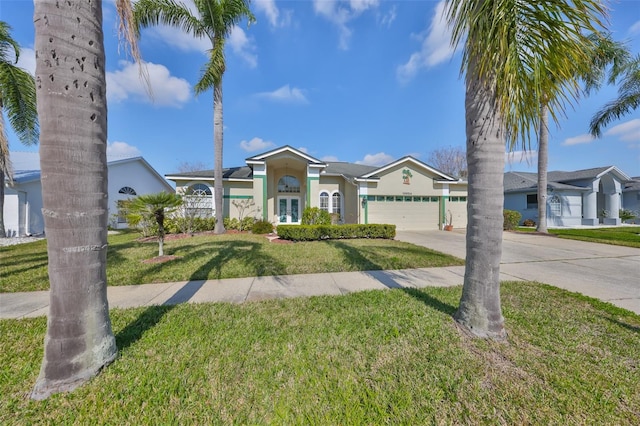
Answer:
[[252, 220, 274, 234], [522, 218, 536, 227], [277, 224, 396, 241], [301, 207, 331, 225], [240, 216, 256, 231], [619, 209, 636, 222], [224, 217, 240, 231], [503, 210, 522, 231]]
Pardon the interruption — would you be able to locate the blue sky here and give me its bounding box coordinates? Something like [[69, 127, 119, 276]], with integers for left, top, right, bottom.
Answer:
[[2, 0, 639, 179]]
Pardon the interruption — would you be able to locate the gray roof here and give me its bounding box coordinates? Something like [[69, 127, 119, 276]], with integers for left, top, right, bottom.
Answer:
[[323, 162, 378, 178], [546, 166, 613, 182], [504, 171, 589, 193], [166, 166, 253, 180], [625, 177, 640, 192]]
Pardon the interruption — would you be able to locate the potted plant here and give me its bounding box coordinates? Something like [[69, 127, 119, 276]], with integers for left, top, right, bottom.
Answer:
[[444, 210, 453, 231]]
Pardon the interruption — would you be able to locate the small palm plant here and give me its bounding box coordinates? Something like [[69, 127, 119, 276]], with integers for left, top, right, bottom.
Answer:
[[128, 192, 182, 256]]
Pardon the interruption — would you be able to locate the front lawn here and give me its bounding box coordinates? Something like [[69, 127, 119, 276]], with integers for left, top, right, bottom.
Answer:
[[549, 226, 640, 248], [2, 282, 638, 424], [0, 232, 464, 293]]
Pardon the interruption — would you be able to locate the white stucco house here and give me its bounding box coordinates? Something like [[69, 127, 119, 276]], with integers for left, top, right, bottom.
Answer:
[[165, 145, 468, 231], [623, 177, 640, 222], [504, 166, 633, 227], [3, 152, 174, 237]]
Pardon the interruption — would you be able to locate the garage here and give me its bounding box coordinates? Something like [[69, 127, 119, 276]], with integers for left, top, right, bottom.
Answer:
[[366, 195, 441, 231]]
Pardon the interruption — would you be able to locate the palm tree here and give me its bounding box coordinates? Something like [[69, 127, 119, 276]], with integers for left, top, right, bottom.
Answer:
[[590, 53, 640, 137], [128, 192, 182, 256], [536, 32, 630, 233], [0, 21, 38, 238], [31, 0, 142, 400], [446, 0, 607, 338], [133, 0, 255, 235]]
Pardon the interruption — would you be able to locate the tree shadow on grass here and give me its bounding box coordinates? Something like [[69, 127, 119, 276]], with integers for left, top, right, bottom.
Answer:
[[117, 236, 285, 351]]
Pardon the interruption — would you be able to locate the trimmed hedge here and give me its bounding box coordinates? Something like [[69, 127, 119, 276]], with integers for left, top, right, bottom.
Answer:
[[503, 209, 522, 230], [276, 224, 396, 241]]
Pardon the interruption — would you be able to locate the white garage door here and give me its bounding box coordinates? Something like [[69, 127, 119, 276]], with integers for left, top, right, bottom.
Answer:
[[367, 196, 441, 230], [445, 196, 468, 229]]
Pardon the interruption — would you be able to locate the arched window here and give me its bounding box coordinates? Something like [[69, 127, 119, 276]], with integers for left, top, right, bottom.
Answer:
[[118, 186, 137, 195], [278, 175, 300, 193], [319, 191, 329, 211], [189, 183, 212, 196], [332, 192, 342, 218]]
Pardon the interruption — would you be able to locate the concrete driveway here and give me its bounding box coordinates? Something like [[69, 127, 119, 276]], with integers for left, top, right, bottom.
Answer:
[[396, 230, 640, 315]]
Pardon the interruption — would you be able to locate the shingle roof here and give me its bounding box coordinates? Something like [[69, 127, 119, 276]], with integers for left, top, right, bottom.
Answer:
[[323, 162, 378, 178], [504, 171, 589, 193], [166, 166, 253, 180], [625, 177, 640, 192], [546, 166, 613, 182]]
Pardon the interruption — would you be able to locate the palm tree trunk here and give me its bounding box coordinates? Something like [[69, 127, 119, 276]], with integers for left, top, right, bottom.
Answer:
[[213, 81, 225, 234], [454, 67, 506, 340], [537, 103, 549, 233], [31, 0, 117, 400], [1, 113, 9, 238]]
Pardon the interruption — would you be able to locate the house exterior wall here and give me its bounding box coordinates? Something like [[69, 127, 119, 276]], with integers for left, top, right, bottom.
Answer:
[[108, 161, 174, 229], [504, 191, 583, 227], [2, 188, 20, 237], [369, 165, 442, 196], [622, 191, 640, 223]]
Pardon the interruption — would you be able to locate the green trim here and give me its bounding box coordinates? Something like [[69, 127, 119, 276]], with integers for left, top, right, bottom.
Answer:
[[360, 195, 368, 224], [306, 176, 319, 206], [223, 195, 254, 199]]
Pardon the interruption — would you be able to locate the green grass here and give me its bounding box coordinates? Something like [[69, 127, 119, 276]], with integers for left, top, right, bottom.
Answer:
[[2, 282, 638, 424], [0, 232, 463, 293], [514, 226, 640, 248], [549, 226, 640, 248]]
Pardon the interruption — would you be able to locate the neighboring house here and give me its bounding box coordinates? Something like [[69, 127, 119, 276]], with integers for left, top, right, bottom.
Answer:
[[623, 177, 640, 222], [3, 152, 174, 236], [165, 145, 468, 231], [504, 166, 632, 227]]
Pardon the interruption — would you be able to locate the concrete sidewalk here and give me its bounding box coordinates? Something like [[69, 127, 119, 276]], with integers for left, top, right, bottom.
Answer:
[[2, 266, 497, 319], [2, 230, 638, 319]]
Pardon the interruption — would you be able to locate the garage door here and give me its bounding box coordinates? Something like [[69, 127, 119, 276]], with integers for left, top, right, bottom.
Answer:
[[445, 196, 468, 229], [367, 196, 441, 230]]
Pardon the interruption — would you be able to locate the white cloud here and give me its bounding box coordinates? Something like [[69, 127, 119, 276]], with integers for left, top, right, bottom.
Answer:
[[629, 20, 640, 35], [240, 137, 275, 152], [228, 26, 258, 68], [506, 150, 537, 165], [377, 5, 397, 28], [397, 1, 457, 83], [148, 25, 210, 54], [107, 60, 191, 107], [107, 141, 142, 159], [604, 119, 640, 143], [562, 134, 596, 146], [356, 152, 394, 166], [313, 0, 380, 50], [254, 0, 291, 27], [255, 84, 309, 104], [321, 155, 340, 162]]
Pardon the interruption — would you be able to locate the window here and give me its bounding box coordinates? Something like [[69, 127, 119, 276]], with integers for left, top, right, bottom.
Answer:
[[189, 183, 212, 196], [549, 195, 561, 216], [526, 194, 538, 209], [332, 192, 342, 217], [319, 191, 329, 211], [118, 186, 137, 195], [185, 183, 213, 217], [278, 175, 300, 193]]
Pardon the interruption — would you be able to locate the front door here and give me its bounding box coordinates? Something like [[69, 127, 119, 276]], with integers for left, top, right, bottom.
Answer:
[[278, 197, 300, 224]]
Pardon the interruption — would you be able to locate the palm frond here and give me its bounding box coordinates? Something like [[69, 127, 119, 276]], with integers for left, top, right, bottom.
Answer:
[[195, 40, 226, 94], [0, 62, 39, 146], [447, 0, 607, 148], [0, 21, 20, 65], [134, 0, 207, 38]]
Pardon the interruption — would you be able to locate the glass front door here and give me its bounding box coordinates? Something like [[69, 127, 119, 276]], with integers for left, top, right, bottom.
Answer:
[[278, 197, 300, 223]]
